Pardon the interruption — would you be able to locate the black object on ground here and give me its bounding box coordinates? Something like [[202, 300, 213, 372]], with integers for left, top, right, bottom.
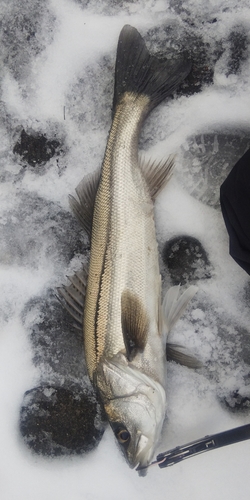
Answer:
[[19, 385, 105, 456], [220, 148, 250, 275], [162, 235, 212, 285], [224, 390, 250, 411], [13, 129, 61, 166]]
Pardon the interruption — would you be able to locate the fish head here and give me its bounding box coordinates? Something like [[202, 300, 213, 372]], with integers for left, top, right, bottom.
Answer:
[[96, 353, 166, 472]]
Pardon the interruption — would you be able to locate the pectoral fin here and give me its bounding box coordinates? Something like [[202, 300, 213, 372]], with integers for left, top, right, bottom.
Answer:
[[121, 290, 149, 361], [57, 267, 88, 328], [69, 168, 101, 237], [139, 154, 175, 200]]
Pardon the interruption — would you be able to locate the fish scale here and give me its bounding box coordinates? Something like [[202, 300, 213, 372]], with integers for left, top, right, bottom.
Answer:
[[85, 95, 155, 377]]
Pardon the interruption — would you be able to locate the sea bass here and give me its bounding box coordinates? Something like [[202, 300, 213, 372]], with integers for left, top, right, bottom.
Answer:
[[59, 25, 197, 473]]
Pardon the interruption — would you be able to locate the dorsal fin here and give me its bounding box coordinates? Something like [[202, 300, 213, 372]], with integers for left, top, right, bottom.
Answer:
[[57, 267, 88, 328], [139, 154, 175, 200], [121, 290, 149, 361], [69, 168, 101, 237]]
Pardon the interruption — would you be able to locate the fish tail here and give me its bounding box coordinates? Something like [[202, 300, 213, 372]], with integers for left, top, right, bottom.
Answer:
[[113, 25, 191, 114]]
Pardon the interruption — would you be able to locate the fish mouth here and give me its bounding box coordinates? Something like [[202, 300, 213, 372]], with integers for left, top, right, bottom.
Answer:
[[134, 457, 150, 476], [137, 466, 148, 477], [132, 433, 154, 475]]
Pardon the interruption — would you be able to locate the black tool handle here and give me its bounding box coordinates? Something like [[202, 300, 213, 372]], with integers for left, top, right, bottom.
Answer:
[[156, 424, 250, 468], [213, 424, 250, 447]]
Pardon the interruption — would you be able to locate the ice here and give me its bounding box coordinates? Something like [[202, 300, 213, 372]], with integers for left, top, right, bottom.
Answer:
[[1, 0, 250, 498]]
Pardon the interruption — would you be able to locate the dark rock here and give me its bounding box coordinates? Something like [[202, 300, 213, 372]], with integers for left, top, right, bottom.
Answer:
[[227, 28, 248, 76], [177, 133, 250, 208], [66, 55, 113, 134], [1, 0, 55, 80], [0, 192, 88, 269], [13, 129, 61, 166], [74, 0, 141, 15], [162, 235, 212, 285], [22, 289, 88, 379], [19, 385, 106, 456], [223, 390, 250, 412]]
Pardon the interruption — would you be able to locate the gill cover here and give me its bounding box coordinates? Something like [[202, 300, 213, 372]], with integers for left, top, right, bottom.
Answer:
[[96, 353, 166, 472]]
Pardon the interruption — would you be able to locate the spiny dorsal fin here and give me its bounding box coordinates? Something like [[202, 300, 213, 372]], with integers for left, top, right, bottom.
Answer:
[[166, 343, 202, 369], [69, 168, 101, 237], [139, 154, 175, 200], [121, 290, 149, 361], [57, 267, 88, 328]]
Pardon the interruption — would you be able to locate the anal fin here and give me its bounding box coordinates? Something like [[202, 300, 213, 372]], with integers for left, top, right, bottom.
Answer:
[[121, 290, 149, 361]]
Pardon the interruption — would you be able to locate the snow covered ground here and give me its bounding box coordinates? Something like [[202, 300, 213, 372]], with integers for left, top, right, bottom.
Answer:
[[1, 0, 250, 498]]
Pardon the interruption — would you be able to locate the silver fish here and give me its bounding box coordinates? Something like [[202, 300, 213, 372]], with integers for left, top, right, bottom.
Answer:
[[59, 25, 197, 473]]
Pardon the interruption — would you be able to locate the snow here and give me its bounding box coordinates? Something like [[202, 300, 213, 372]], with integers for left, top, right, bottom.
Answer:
[[1, 0, 250, 498]]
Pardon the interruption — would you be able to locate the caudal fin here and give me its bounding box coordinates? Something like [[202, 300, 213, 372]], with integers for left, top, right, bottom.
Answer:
[[113, 25, 191, 114]]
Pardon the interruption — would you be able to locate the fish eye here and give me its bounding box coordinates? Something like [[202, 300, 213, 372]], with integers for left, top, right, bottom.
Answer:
[[116, 429, 130, 444], [110, 422, 131, 446]]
